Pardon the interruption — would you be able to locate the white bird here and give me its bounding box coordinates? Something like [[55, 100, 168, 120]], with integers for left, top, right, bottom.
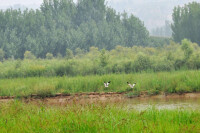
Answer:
[[104, 81, 111, 88], [127, 82, 136, 88]]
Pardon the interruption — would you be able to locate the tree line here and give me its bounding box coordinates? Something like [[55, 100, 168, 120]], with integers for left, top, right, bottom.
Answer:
[[0, 0, 149, 59], [0, 0, 199, 60]]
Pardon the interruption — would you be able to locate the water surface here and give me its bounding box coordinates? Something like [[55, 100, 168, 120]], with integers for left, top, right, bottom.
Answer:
[[126, 97, 200, 111]]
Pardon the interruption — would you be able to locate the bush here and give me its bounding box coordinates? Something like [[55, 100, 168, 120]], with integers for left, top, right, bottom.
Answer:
[[111, 63, 124, 73], [15, 60, 22, 69], [99, 49, 108, 67], [181, 39, 193, 60], [46, 53, 53, 59], [66, 49, 73, 60], [55, 61, 77, 76], [174, 59, 186, 70], [24, 51, 36, 60], [153, 60, 174, 72], [75, 48, 84, 58], [134, 53, 152, 72], [124, 61, 132, 73]]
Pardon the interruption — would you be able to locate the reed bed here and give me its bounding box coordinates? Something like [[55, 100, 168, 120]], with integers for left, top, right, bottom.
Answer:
[[0, 70, 200, 97]]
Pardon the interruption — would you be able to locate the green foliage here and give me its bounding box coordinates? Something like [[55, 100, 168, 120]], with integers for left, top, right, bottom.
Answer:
[[24, 51, 36, 60], [153, 60, 174, 72], [134, 53, 152, 72], [149, 36, 171, 47], [55, 61, 76, 76], [181, 39, 193, 60], [65, 49, 73, 60], [0, 40, 200, 78], [99, 49, 108, 67], [15, 59, 22, 69], [172, 2, 200, 44], [75, 48, 84, 58], [123, 14, 149, 46], [0, 0, 149, 59], [46, 53, 53, 59], [0, 49, 4, 62]]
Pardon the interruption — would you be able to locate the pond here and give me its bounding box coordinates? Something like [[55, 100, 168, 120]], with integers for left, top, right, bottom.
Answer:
[[126, 96, 200, 111], [1, 93, 200, 111]]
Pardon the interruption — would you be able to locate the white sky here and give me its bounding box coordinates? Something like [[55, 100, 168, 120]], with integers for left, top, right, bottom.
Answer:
[[0, 0, 198, 5], [0, 0, 43, 7]]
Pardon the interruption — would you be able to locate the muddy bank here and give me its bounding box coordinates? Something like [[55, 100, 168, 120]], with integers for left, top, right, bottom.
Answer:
[[1, 92, 200, 105], [0, 92, 125, 104]]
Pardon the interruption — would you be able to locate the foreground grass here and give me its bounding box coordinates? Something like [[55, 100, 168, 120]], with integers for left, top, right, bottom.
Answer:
[[0, 101, 199, 133], [0, 70, 200, 97]]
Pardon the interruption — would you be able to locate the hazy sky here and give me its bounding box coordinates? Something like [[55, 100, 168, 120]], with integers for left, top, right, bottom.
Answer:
[[0, 0, 199, 6], [0, 0, 200, 30], [0, 0, 42, 7]]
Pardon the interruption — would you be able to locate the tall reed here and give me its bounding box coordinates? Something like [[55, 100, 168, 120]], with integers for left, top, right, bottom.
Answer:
[[0, 70, 200, 97]]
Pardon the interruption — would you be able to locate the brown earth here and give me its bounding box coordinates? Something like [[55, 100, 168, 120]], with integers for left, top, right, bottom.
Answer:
[[1, 92, 200, 105]]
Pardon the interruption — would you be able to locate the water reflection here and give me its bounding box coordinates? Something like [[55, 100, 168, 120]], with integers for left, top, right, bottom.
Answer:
[[126, 97, 200, 111]]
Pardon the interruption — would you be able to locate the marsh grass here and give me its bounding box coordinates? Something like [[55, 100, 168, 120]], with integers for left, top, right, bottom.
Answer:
[[0, 70, 200, 97], [0, 101, 199, 133]]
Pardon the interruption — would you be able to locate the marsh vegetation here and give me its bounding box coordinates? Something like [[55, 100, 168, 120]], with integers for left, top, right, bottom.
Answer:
[[0, 101, 200, 133], [0, 0, 200, 132]]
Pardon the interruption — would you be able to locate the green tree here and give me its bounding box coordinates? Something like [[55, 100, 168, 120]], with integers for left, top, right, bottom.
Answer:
[[0, 49, 4, 62], [0, 0, 150, 59], [76, 0, 106, 25], [123, 14, 149, 46], [172, 2, 200, 44]]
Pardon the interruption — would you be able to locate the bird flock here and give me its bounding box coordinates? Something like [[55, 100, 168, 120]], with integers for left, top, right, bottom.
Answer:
[[104, 81, 136, 88]]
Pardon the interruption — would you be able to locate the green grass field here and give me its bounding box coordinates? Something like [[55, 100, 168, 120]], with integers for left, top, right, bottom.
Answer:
[[0, 101, 199, 133], [0, 70, 200, 97]]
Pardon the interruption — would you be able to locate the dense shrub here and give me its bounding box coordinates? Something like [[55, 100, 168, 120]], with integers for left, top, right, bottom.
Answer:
[[65, 49, 74, 60], [174, 59, 186, 70], [46, 53, 54, 59], [55, 61, 77, 76], [0, 40, 200, 78], [24, 51, 36, 60], [153, 60, 174, 72], [134, 54, 152, 72]]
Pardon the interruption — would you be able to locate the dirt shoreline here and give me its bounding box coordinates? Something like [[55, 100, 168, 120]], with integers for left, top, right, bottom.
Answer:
[[1, 92, 200, 104]]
